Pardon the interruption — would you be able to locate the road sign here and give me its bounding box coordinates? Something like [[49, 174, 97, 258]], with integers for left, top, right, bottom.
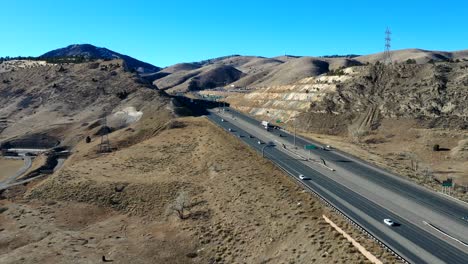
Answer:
[[442, 180, 453, 187], [276, 119, 282, 123], [305, 144, 318, 150]]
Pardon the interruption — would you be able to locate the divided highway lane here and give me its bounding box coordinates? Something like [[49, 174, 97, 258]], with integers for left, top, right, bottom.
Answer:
[[206, 111, 468, 264], [224, 108, 468, 224]]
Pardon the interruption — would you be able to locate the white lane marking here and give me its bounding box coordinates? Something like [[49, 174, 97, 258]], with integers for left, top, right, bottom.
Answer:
[[423, 221, 468, 248]]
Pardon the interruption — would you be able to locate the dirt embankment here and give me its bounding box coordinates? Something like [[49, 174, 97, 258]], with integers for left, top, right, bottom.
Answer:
[[1, 117, 397, 263]]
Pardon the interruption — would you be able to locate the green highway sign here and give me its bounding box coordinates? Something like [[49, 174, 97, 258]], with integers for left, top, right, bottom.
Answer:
[[276, 119, 282, 123], [442, 181, 453, 187], [305, 145, 318, 150]]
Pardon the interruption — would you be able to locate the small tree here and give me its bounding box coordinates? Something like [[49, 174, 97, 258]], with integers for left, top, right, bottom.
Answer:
[[433, 144, 440, 151], [170, 191, 191, 220]]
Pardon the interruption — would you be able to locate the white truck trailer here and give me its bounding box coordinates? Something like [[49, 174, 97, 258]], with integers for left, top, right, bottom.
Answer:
[[261, 120, 271, 130]]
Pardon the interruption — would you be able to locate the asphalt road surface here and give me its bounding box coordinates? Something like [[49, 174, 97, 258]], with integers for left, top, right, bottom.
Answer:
[[207, 107, 468, 264]]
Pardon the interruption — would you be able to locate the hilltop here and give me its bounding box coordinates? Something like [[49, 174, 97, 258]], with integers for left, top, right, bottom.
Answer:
[[0, 59, 171, 148], [147, 48, 468, 94], [41, 44, 161, 73]]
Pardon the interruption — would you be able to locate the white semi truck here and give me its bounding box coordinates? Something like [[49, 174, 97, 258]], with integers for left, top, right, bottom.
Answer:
[[261, 120, 271, 130]]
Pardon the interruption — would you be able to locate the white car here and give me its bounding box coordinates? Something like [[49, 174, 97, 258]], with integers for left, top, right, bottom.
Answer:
[[221, 119, 225, 122], [299, 174, 310, 180], [228, 128, 232, 132], [383, 218, 396, 226], [257, 140, 263, 144]]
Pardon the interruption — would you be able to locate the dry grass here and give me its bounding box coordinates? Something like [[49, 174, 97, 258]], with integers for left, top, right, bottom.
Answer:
[[299, 118, 468, 200], [0, 117, 398, 263], [0, 158, 24, 181]]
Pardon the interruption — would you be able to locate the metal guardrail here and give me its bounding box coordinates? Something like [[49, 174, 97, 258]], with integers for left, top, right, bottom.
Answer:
[[207, 116, 410, 264], [272, 161, 410, 264]]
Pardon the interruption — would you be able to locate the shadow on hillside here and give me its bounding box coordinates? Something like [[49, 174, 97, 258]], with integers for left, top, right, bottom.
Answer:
[[172, 95, 229, 117]]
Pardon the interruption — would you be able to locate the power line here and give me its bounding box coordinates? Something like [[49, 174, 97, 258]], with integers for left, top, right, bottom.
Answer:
[[384, 27, 392, 64], [98, 116, 111, 153]]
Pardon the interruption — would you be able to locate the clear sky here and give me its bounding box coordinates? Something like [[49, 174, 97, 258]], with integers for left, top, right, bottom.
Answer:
[[1, 0, 467, 67]]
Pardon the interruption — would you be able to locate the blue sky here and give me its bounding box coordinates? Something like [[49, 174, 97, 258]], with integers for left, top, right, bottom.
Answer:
[[1, 0, 467, 66]]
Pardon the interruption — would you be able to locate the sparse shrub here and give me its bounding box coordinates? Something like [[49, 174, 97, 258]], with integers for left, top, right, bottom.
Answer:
[[57, 65, 67, 72], [326, 69, 345, 76], [188, 80, 199, 91], [170, 191, 191, 220], [88, 62, 100, 69], [348, 126, 368, 143], [116, 91, 129, 100], [406, 59, 417, 64], [433, 144, 440, 151]]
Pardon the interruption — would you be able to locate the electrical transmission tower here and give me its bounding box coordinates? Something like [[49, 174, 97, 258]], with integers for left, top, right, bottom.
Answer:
[[99, 116, 111, 153], [384, 27, 392, 64]]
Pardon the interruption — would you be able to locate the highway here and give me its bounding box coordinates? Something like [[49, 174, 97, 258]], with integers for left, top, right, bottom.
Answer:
[[206, 106, 468, 264]]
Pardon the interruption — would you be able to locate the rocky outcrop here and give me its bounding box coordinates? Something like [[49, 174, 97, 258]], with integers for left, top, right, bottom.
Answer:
[[227, 61, 468, 134]]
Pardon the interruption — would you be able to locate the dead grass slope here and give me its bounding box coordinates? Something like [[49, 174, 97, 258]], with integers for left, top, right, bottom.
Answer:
[[0, 59, 171, 147], [21, 117, 393, 263]]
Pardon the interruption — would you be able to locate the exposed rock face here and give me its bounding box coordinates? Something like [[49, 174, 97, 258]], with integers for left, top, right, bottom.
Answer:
[[226, 61, 468, 134]]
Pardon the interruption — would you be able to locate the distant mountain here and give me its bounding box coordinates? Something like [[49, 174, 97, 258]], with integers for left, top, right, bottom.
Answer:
[[40, 44, 160, 73], [146, 48, 468, 94]]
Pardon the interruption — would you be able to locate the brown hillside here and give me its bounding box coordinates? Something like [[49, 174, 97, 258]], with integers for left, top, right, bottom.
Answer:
[[0, 59, 172, 146]]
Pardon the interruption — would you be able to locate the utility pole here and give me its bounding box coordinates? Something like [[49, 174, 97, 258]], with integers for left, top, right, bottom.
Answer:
[[99, 116, 111, 153], [384, 27, 392, 64], [293, 118, 297, 149]]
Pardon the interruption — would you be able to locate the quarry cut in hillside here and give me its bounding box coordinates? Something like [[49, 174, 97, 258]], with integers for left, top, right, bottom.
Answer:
[[226, 61, 468, 133], [221, 60, 468, 195]]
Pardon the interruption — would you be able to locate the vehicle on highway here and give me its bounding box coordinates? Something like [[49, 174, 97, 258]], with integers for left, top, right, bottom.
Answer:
[[228, 128, 232, 132], [248, 134, 254, 138], [261, 120, 273, 130], [299, 174, 310, 180], [221, 118, 225, 122], [257, 140, 263, 144], [279, 133, 283, 137], [238, 134, 243, 138], [383, 218, 396, 226]]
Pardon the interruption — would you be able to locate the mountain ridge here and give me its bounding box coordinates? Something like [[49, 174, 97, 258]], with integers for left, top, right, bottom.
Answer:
[[40, 44, 161, 73]]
